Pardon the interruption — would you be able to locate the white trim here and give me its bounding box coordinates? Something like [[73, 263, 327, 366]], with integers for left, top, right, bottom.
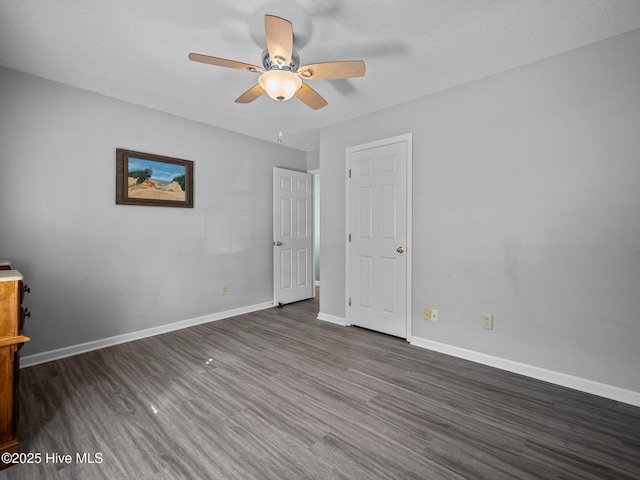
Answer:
[[21, 301, 273, 368], [316, 312, 347, 326], [405, 135, 413, 340], [311, 172, 320, 293], [345, 133, 413, 339], [410, 336, 640, 408]]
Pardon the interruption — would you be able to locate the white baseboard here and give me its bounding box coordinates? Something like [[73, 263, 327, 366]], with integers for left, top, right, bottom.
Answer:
[[21, 301, 274, 368], [316, 312, 346, 326], [410, 336, 640, 408]]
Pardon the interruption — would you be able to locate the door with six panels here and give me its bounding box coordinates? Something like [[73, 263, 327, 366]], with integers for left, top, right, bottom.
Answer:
[[273, 167, 314, 306], [347, 138, 409, 338]]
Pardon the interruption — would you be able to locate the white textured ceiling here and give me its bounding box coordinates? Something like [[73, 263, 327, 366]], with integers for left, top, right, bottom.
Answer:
[[1, 0, 640, 151]]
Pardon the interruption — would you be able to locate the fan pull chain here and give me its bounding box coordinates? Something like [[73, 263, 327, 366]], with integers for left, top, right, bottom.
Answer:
[[277, 105, 283, 144]]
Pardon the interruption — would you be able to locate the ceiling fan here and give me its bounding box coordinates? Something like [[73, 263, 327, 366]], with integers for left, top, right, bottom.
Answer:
[[189, 14, 366, 110]]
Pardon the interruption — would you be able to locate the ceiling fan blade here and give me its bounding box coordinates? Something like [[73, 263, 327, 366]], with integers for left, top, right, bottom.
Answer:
[[188, 53, 262, 73], [297, 61, 366, 80], [264, 15, 293, 66], [295, 83, 328, 110], [235, 84, 266, 104]]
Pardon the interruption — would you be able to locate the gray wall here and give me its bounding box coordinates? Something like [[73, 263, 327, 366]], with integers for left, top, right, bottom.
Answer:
[[319, 30, 640, 393], [306, 149, 320, 172], [0, 66, 306, 356]]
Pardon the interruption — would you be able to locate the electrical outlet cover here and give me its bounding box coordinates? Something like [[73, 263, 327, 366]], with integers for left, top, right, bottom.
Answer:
[[482, 314, 493, 330]]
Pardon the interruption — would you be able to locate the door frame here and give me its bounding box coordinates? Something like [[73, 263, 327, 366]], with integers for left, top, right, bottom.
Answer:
[[308, 169, 320, 291], [345, 133, 413, 340]]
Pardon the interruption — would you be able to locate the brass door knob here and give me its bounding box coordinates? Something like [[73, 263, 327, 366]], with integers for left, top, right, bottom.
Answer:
[[276, 241, 283, 246], [397, 246, 404, 253]]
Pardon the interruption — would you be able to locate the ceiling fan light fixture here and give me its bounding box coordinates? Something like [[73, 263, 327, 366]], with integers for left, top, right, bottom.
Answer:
[[189, 15, 364, 110], [258, 70, 302, 102]]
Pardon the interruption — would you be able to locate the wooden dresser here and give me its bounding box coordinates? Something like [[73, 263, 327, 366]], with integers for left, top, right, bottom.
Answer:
[[0, 270, 29, 468]]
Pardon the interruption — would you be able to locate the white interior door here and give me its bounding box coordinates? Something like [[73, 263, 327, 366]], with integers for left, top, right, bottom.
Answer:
[[274, 167, 314, 306], [347, 135, 411, 338]]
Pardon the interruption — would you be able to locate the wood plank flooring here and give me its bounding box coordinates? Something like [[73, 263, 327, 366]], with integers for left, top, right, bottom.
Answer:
[[3, 292, 640, 479]]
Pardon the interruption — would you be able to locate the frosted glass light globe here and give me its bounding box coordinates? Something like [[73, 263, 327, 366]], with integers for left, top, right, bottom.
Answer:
[[258, 70, 302, 101]]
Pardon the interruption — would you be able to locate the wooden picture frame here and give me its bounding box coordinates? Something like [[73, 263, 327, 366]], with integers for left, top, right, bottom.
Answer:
[[116, 149, 194, 208]]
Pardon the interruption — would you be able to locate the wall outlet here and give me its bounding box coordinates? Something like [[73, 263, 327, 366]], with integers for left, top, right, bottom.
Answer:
[[424, 308, 438, 322], [482, 313, 493, 330], [221, 285, 228, 296]]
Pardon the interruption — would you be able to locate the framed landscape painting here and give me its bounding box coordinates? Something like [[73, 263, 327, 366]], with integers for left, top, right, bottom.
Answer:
[[116, 149, 194, 208]]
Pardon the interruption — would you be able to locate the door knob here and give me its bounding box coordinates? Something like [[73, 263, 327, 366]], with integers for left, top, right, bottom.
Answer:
[[276, 241, 283, 246], [397, 246, 405, 253]]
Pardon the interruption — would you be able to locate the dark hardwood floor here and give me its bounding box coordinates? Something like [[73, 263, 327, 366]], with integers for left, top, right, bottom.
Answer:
[[3, 291, 640, 479]]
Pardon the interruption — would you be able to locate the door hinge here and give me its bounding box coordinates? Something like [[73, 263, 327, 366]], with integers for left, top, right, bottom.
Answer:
[[348, 298, 352, 307], [348, 233, 351, 242], [348, 169, 351, 178]]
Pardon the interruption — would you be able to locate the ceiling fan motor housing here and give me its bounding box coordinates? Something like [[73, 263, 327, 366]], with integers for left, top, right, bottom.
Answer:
[[262, 50, 300, 72]]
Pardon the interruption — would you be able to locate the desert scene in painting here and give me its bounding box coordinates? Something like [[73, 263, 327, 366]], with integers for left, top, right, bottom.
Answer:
[[127, 158, 186, 201]]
